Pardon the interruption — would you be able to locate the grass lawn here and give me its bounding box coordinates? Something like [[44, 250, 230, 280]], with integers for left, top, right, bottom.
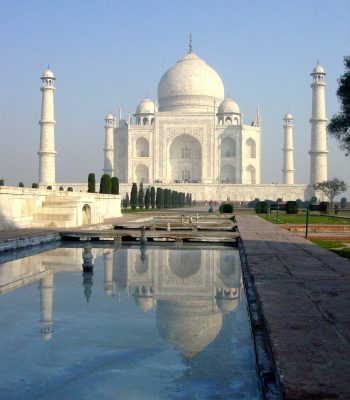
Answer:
[[259, 211, 350, 225], [310, 238, 350, 260]]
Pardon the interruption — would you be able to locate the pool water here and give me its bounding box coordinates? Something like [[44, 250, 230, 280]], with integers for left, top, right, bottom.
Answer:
[[0, 244, 260, 400]]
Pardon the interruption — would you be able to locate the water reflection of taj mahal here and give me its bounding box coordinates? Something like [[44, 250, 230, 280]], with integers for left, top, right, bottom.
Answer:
[[0, 245, 241, 358]]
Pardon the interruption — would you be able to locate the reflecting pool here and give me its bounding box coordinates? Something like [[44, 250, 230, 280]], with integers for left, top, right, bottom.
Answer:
[[0, 244, 260, 399]]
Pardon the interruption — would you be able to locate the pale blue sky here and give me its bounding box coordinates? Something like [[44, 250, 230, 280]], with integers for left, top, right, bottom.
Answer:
[[0, 0, 349, 192]]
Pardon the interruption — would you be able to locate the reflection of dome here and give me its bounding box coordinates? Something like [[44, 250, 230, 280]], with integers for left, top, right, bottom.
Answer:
[[42, 331, 53, 341], [168, 250, 201, 279], [135, 260, 148, 275], [218, 98, 240, 114], [158, 51, 224, 112], [216, 298, 239, 313], [135, 296, 155, 312], [156, 299, 222, 359], [136, 98, 156, 114]]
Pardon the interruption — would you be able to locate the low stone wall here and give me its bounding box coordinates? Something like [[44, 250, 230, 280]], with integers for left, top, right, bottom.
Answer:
[[117, 183, 314, 202], [0, 186, 122, 229]]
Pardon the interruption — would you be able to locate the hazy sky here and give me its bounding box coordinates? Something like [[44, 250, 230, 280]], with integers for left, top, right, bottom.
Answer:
[[0, 0, 349, 192]]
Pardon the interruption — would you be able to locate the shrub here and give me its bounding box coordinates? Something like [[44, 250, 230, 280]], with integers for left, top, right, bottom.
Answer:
[[341, 197, 348, 209], [99, 174, 111, 194], [151, 187, 156, 209], [219, 203, 234, 213], [296, 199, 303, 208], [319, 201, 330, 214], [130, 183, 138, 210], [255, 201, 268, 214], [67, 187, 73, 192], [47, 186, 52, 190], [111, 177, 119, 195], [145, 188, 151, 209], [32, 183, 38, 189], [0, 179, 4, 186], [123, 193, 130, 208], [18, 182, 24, 187], [285, 201, 298, 214], [59, 186, 64, 191], [138, 183, 144, 209], [88, 173, 96, 193]]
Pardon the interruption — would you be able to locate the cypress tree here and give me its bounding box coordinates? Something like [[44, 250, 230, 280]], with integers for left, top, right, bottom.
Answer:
[[156, 187, 162, 209], [171, 191, 177, 208], [124, 193, 130, 208], [32, 183, 38, 189], [138, 183, 144, 209], [88, 173, 96, 193], [130, 183, 138, 210], [145, 188, 151, 209], [164, 189, 169, 208], [151, 186, 156, 209], [160, 188, 164, 208], [111, 177, 119, 194], [0, 179, 4, 186], [100, 174, 111, 194], [18, 182, 24, 187]]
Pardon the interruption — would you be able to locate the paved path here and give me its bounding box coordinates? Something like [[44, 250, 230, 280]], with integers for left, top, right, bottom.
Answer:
[[236, 215, 350, 400]]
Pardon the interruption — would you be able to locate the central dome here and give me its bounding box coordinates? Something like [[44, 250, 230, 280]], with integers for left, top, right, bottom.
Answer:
[[157, 51, 225, 112]]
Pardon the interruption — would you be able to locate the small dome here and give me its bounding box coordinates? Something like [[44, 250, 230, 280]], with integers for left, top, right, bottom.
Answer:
[[218, 98, 240, 114], [135, 296, 154, 312], [216, 298, 239, 313], [284, 112, 293, 120], [105, 113, 114, 120], [136, 98, 156, 114], [42, 68, 55, 79], [312, 64, 325, 74]]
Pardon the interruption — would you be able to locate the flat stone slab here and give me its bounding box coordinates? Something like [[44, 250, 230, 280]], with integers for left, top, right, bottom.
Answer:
[[236, 215, 350, 400]]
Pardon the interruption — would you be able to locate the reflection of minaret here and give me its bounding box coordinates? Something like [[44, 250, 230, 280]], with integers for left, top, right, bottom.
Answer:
[[82, 271, 93, 302], [39, 272, 54, 341], [104, 251, 114, 296]]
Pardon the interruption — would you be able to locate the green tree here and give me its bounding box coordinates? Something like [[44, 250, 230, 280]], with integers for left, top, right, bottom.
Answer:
[[123, 193, 130, 208], [151, 186, 156, 209], [156, 187, 162, 209], [138, 183, 145, 209], [67, 187, 73, 191], [100, 174, 111, 194], [340, 197, 347, 209], [32, 183, 38, 189], [88, 173, 96, 193], [130, 183, 138, 210], [18, 182, 24, 187], [111, 177, 119, 194], [0, 179, 4, 186], [59, 186, 64, 191], [145, 188, 151, 209], [313, 178, 347, 212], [328, 56, 350, 156]]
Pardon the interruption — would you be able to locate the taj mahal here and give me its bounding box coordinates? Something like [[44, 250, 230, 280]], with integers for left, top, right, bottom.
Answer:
[[37, 41, 328, 202]]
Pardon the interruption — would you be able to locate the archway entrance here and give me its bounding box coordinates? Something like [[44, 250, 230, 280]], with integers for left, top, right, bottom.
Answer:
[[169, 134, 202, 183], [82, 204, 91, 225]]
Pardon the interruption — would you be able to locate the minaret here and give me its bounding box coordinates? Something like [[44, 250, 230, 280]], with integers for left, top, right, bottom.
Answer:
[[39, 272, 54, 341], [282, 113, 295, 184], [38, 68, 56, 185], [103, 113, 114, 176], [309, 63, 328, 185]]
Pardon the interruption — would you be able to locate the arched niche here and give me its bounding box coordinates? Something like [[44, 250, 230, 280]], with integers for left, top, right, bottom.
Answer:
[[220, 164, 236, 183], [221, 137, 236, 158], [246, 165, 256, 184], [135, 164, 149, 183], [246, 138, 256, 158], [82, 204, 91, 225], [136, 137, 149, 157], [169, 134, 202, 183]]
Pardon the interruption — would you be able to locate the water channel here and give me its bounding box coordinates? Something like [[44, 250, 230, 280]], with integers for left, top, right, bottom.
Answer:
[[0, 243, 260, 399]]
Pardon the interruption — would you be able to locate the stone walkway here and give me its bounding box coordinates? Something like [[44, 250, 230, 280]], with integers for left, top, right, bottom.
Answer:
[[236, 215, 350, 400]]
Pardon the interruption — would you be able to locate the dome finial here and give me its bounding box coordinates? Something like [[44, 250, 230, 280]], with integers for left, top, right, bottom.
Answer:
[[189, 34, 192, 53]]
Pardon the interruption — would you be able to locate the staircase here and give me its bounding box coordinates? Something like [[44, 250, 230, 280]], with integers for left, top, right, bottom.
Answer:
[[32, 196, 79, 228]]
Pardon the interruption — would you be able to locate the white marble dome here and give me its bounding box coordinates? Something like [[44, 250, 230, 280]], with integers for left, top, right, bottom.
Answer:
[[312, 64, 325, 74], [105, 113, 114, 120], [284, 112, 293, 120], [42, 68, 55, 79], [157, 51, 225, 112], [136, 98, 156, 114], [218, 98, 240, 114]]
